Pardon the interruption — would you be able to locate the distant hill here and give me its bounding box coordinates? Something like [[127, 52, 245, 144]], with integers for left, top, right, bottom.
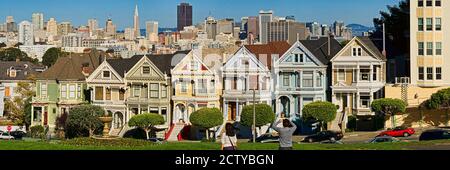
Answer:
[[347, 24, 375, 36]]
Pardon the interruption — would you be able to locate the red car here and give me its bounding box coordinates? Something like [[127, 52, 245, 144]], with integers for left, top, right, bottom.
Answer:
[[378, 126, 415, 137]]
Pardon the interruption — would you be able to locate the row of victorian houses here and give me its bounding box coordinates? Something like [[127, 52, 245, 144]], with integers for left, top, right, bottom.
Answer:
[[25, 35, 386, 140]]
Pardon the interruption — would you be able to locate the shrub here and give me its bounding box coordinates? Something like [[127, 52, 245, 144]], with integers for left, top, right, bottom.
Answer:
[[128, 113, 165, 140], [303, 101, 338, 130], [190, 108, 223, 139], [241, 104, 276, 127], [30, 125, 45, 139], [371, 98, 406, 128], [65, 105, 104, 138], [61, 138, 157, 147]]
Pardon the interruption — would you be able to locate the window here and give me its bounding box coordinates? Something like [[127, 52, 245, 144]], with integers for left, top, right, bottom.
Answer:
[[191, 61, 199, 71], [105, 88, 111, 100], [418, 42, 424, 55], [150, 83, 159, 98], [69, 85, 76, 98], [316, 72, 322, 87], [427, 42, 433, 55], [181, 81, 187, 93], [436, 18, 442, 31], [352, 47, 362, 56], [360, 95, 370, 108], [95, 87, 103, 100], [418, 0, 424, 7], [302, 71, 313, 87], [41, 83, 47, 98], [283, 74, 290, 86], [436, 67, 442, 80], [133, 86, 140, 97], [77, 84, 81, 98], [436, 0, 441, 6], [373, 66, 378, 81], [4, 86, 10, 97], [360, 68, 370, 81], [142, 66, 150, 74], [426, 0, 432, 7], [142, 85, 148, 98], [198, 79, 207, 93], [436, 42, 442, 55], [426, 18, 433, 31], [427, 67, 433, 80], [418, 18, 424, 31], [61, 85, 67, 98], [338, 69, 345, 81], [119, 89, 125, 100], [161, 85, 167, 98], [103, 71, 110, 78], [419, 67, 425, 80], [209, 80, 215, 93], [294, 54, 299, 62]]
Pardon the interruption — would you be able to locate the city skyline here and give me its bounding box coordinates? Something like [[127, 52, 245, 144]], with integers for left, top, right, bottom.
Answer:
[[0, 0, 400, 29]]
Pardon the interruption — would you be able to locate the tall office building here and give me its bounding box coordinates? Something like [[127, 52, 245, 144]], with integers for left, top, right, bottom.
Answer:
[[46, 18, 58, 36], [57, 22, 72, 36], [333, 21, 345, 36], [321, 24, 330, 36], [177, 3, 193, 31], [241, 17, 249, 32], [88, 19, 98, 34], [105, 18, 116, 37], [267, 20, 308, 44], [306, 22, 322, 36], [247, 16, 259, 39], [18, 21, 34, 45], [134, 5, 140, 37], [32, 13, 44, 31], [124, 27, 135, 40], [204, 16, 217, 40], [146, 21, 159, 42], [258, 10, 273, 44], [217, 18, 234, 35], [6, 16, 17, 32], [410, 0, 448, 88]]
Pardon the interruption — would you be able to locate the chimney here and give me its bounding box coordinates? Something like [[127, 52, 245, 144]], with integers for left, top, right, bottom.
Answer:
[[327, 33, 331, 57]]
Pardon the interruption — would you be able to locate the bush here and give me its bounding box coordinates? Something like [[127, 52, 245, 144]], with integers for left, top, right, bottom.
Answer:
[[65, 105, 104, 139], [241, 104, 276, 127], [30, 125, 45, 139], [371, 98, 406, 128], [347, 115, 357, 131], [61, 138, 157, 147], [303, 101, 338, 130], [201, 138, 216, 143]]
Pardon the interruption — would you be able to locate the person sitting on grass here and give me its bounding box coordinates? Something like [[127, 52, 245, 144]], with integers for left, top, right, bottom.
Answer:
[[221, 123, 238, 150], [271, 118, 297, 150]]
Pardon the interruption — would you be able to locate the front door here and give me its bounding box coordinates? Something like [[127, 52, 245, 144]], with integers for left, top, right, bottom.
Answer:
[[228, 102, 237, 121]]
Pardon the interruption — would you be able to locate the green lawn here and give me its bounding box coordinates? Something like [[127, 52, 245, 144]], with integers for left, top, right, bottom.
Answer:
[[1, 138, 450, 150]]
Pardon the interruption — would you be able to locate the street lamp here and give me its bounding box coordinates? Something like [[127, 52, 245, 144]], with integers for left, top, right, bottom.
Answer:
[[252, 89, 256, 143]]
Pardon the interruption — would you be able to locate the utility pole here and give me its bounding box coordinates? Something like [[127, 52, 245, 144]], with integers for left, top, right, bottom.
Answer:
[[252, 89, 256, 143]]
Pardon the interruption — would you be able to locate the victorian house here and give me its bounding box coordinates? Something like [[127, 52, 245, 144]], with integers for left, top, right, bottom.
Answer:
[[220, 41, 290, 135], [31, 52, 103, 131], [273, 37, 342, 133], [330, 36, 386, 131]]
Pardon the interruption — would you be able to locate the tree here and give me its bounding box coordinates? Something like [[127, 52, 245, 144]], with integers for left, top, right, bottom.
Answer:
[[372, 0, 409, 54], [0, 47, 37, 63], [128, 113, 165, 140], [426, 88, 450, 126], [65, 105, 104, 138], [189, 108, 223, 140], [42, 47, 65, 67], [371, 98, 407, 128], [303, 101, 338, 130], [4, 82, 35, 126], [241, 104, 276, 136]]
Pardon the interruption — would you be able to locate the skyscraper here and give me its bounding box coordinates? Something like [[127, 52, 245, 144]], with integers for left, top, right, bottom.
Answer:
[[124, 27, 135, 40], [46, 18, 58, 36], [18, 21, 34, 45], [105, 18, 116, 37], [217, 18, 234, 35], [57, 22, 72, 36], [146, 21, 159, 42], [306, 22, 322, 37], [247, 16, 259, 39], [259, 10, 273, 44], [204, 16, 217, 40], [177, 3, 193, 31], [32, 13, 44, 31], [267, 20, 308, 44], [333, 21, 345, 36], [88, 19, 98, 35], [6, 16, 17, 32], [134, 5, 140, 37]]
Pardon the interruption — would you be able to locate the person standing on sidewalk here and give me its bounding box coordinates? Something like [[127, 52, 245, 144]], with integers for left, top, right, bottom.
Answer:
[[221, 123, 238, 150], [271, 118, 297, 150]]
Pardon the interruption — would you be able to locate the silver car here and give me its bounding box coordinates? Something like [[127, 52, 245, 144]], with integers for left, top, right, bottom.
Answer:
[[368, 136, 400, 143], [0, 131, 14, 140]]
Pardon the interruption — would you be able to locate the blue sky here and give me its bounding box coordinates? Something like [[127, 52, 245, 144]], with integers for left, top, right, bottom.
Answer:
[[0, 0, 401, 29]]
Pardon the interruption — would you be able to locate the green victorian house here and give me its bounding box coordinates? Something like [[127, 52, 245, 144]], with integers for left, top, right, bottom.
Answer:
[[31, 52, 104, 132]]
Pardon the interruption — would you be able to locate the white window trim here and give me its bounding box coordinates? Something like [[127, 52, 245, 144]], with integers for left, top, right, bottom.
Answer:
[[142, 66, 151, 74], [102, 70, 111, 79], [338, 69, 346, 82]]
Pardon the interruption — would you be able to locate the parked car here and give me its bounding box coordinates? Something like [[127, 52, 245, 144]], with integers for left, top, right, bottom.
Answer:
[[9, 131, 26, 140], [368, 136, 400, 143], [419, 129, 450, 141], [147, 138, 165, 144], [248, 133, 279, 143], [320, 140, 344, 144], [0, 131, 14, 140], [303, 131, 343, 143], [378, 126, 415, 137]]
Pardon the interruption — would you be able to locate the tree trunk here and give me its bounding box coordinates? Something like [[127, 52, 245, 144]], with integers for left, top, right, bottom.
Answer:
[[145, 129, 150, 140], [446, 109, 449, 126], [206, 129, 209, 140], [391, 112, 396, 129], [89, 129, 94, 137]]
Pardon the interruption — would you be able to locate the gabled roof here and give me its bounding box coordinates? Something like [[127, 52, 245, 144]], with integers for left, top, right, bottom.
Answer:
[[299, 37, 343, 65], [356, 36, 387, 60], [245, 41, 291, 69], [107, 57, 141, 78], [37, 52, 104, 81], [146, 50, 190, 75], [0, 61, 46, 81]]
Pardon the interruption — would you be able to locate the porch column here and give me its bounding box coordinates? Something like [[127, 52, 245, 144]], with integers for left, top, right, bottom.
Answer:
[[370, 64, 374, 82], [290, 96, 295, 119], [276, 97, 281, 117], [355, 92, 360, 112], [223, 101, 228, 121]]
